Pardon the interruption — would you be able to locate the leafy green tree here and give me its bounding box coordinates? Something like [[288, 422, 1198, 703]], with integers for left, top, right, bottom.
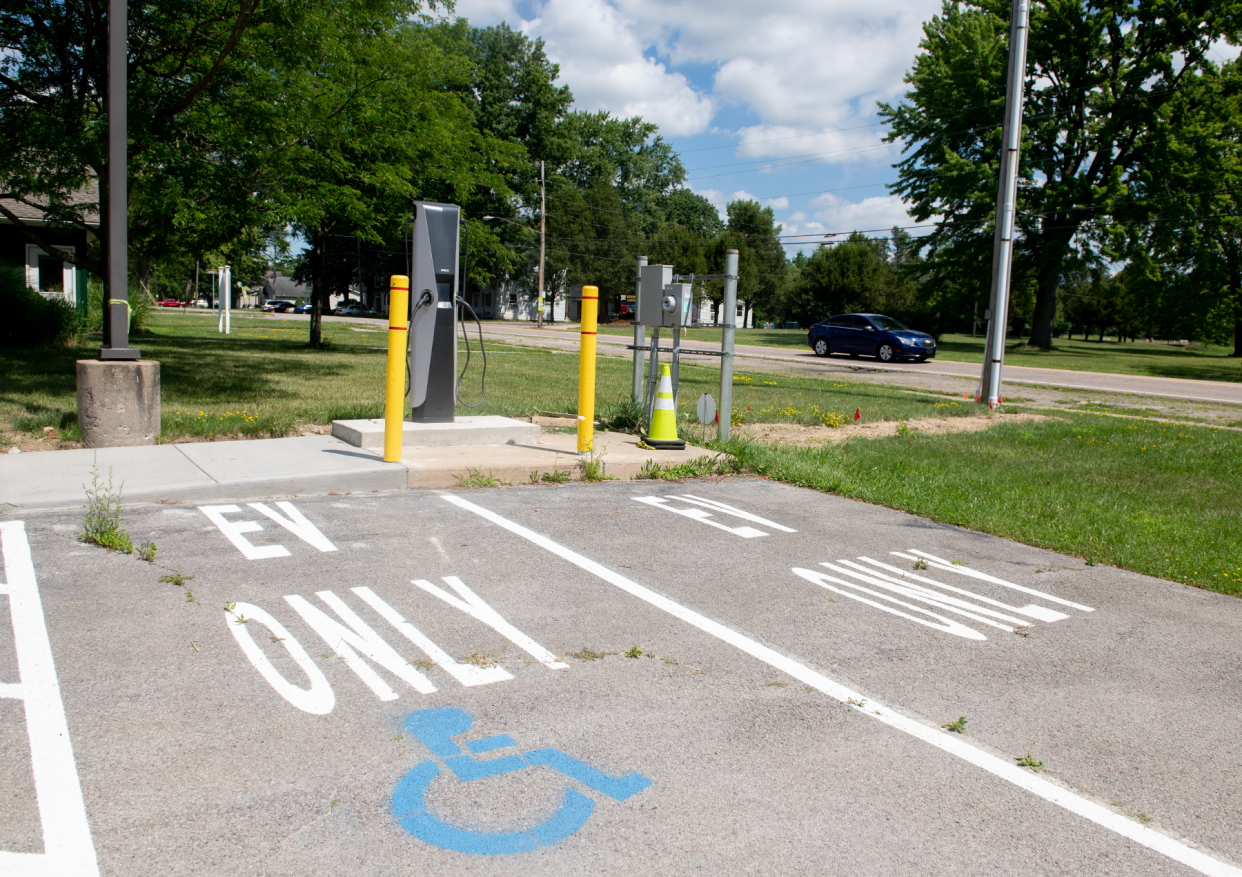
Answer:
[[1119, 60, 1242, 354], [880, 0, 1242, 350]]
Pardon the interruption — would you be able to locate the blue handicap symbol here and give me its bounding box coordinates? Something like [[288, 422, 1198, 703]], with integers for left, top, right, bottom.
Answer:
[[391, 707, 652, 855]]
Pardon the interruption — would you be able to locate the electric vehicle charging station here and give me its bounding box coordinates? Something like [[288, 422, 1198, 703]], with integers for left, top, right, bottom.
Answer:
[[408, 201, 461, 423], [636, 264, 694, 432]]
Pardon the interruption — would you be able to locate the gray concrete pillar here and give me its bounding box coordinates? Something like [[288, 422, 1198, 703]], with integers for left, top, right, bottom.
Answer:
[[76, 360, 160, 447]]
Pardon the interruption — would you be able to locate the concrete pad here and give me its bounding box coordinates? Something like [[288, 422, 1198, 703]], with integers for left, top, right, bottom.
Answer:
[[175, 435, 406, 499], [0, 444, 212, 510], [331, 415, 540, 450], [399, 430, 712, 488]]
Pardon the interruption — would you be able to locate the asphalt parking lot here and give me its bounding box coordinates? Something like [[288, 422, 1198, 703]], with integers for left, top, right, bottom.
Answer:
[[3, 479, 1241, 876]]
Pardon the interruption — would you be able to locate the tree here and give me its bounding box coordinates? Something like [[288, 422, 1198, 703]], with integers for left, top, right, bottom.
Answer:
[[1120, 60, 1242, 354], [880, 0, 1242, 350]]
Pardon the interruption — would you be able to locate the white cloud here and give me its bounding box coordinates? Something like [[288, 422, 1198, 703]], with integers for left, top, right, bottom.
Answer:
[[520, 0, 714, 137], [456, 0, 942, 164], [810, 193, 919, 235]]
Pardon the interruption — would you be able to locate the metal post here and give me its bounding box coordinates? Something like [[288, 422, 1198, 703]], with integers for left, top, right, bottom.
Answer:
[[577, 285, 599, 453], [979, 0, 1030, 408], [718, 249, 738, 442], [537, 160, 545, 329], [101, 0, 137, 360], [384, 275, 410, 462], [632, 255, 647, 402]]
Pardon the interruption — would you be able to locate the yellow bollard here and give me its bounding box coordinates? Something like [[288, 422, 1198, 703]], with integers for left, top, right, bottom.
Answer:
[[577, 285, 599, 454], [384, 275, 410, 462]]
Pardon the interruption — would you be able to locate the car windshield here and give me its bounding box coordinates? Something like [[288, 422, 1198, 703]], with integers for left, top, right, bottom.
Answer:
[[868, 315, 909, 331]]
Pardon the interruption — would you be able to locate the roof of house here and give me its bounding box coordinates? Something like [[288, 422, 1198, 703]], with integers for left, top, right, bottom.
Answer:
[[262, 272, 310, 299], [0, 181, 100, 228]]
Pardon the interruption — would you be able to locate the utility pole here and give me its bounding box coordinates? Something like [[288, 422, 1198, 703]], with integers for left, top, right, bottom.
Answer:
[[537, 160, 546, 329], [632, 255, 647, 402], [100, 0, 137, 360], [978, 0, 1030, 408]]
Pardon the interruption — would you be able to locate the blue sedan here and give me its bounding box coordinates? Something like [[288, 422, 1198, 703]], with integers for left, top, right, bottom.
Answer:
[[807, 313, 937, 362]]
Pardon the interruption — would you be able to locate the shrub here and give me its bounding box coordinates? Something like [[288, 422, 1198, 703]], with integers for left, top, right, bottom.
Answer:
[[0, 264, 84, 347]]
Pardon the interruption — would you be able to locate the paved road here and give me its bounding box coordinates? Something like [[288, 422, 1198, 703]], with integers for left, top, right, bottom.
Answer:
[[4, 481, 1240, 876], [480, 325, 1242, 406]]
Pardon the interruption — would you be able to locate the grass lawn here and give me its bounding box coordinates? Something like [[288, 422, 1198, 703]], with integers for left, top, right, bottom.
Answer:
[[716, 413, 1242, 597], [4, 311, 1238, 596], [0, 311, 980, 444], [590, 324, 1242, 383]]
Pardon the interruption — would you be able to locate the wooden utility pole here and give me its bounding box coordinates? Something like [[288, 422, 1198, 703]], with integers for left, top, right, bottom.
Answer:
[[538, 160, 546, 329]]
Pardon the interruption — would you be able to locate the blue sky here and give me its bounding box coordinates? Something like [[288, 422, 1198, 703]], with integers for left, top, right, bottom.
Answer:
[[454, 0, 946, 254]]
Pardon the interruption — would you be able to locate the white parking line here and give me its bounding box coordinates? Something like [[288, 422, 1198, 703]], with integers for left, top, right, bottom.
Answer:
[[442, 495, 1242, 877], [0, 522, 99, 877]]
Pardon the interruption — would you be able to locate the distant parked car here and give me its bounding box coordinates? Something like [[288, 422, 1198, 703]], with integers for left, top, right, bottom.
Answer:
[[292, 303, 312, 314], [807, 313, 936, 362], [158, 299, 183, 308], [332, 303, 368, 316], [194, 299, 210, 308], [262, 299, 295, 313]]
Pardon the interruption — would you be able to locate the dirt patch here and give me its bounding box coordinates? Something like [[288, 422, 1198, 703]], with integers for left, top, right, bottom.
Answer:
[[734, 412, 1051, 446]]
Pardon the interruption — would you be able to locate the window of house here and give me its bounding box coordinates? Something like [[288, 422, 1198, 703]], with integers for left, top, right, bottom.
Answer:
[[26, 245, 75, 302], [508, 293, 517, 307], [736, 304, 744, 317]]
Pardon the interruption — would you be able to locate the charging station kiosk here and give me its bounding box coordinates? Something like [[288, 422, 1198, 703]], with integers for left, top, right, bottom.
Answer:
[[635, 263, 694, 430], [408, 201, 460, 423]]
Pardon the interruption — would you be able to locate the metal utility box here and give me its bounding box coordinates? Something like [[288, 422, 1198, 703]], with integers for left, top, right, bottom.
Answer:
[[408, 201, 460, 423], [637, 264, 691, 328]]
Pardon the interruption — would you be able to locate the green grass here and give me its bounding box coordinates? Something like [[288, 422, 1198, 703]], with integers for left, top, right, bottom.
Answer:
[[592, 324, 1242, 383], [0, 311, 987, 443], [716, 412, 1242, 595], [934, 334, 1242, 383]]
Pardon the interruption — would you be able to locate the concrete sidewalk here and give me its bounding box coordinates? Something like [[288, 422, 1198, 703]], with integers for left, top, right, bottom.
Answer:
[[0, 428, 709, 511]]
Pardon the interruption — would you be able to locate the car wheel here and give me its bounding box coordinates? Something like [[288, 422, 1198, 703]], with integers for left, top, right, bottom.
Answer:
[[813, 338, 829, 357], [877, 343, 896, 362]]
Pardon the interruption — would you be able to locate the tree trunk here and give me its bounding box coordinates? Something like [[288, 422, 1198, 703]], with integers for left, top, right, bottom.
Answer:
[[1229, 258, 1242, 358], [309, 227, 326, 348], [1028, 266, 1060, 350]]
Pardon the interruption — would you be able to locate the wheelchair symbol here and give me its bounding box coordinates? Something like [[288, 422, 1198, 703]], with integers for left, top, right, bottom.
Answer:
[[391, 707, 652, 855]]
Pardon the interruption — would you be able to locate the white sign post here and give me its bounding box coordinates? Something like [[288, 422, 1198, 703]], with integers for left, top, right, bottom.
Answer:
[[696, 393, 716, 444]]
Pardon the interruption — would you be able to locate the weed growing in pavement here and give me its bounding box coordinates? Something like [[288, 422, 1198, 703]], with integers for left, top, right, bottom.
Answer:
[[569, 648, 613, 661], [459, 651, 500, 666], [136, 541, 157, 562], [942, 716, 968, 734], [914, 557, 929, 570], [159, 572, 194, 587], [625, 646, 643, 658], [270, 636, 284, 643], [529, 469, 572, 484], [80, 460, 133, 553], [847, 697, 867, 708], [766, 681, 787, 687], [409, 658, 436, 671], [1135, 812, 1153, 824], [580, 448, 615, 482], [634, 453, 742, 481], [454, 468, 510, 488], [1016, 748, 1044, 772], [185, 589, 195, 603]]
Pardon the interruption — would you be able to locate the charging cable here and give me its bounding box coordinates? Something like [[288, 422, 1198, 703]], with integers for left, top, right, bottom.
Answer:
[[454, 220, 487, 407]]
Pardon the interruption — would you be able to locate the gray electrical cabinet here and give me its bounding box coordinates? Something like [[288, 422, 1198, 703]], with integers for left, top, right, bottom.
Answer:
[[637, 264, 691, 328], [408, 201, 460, 423]]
